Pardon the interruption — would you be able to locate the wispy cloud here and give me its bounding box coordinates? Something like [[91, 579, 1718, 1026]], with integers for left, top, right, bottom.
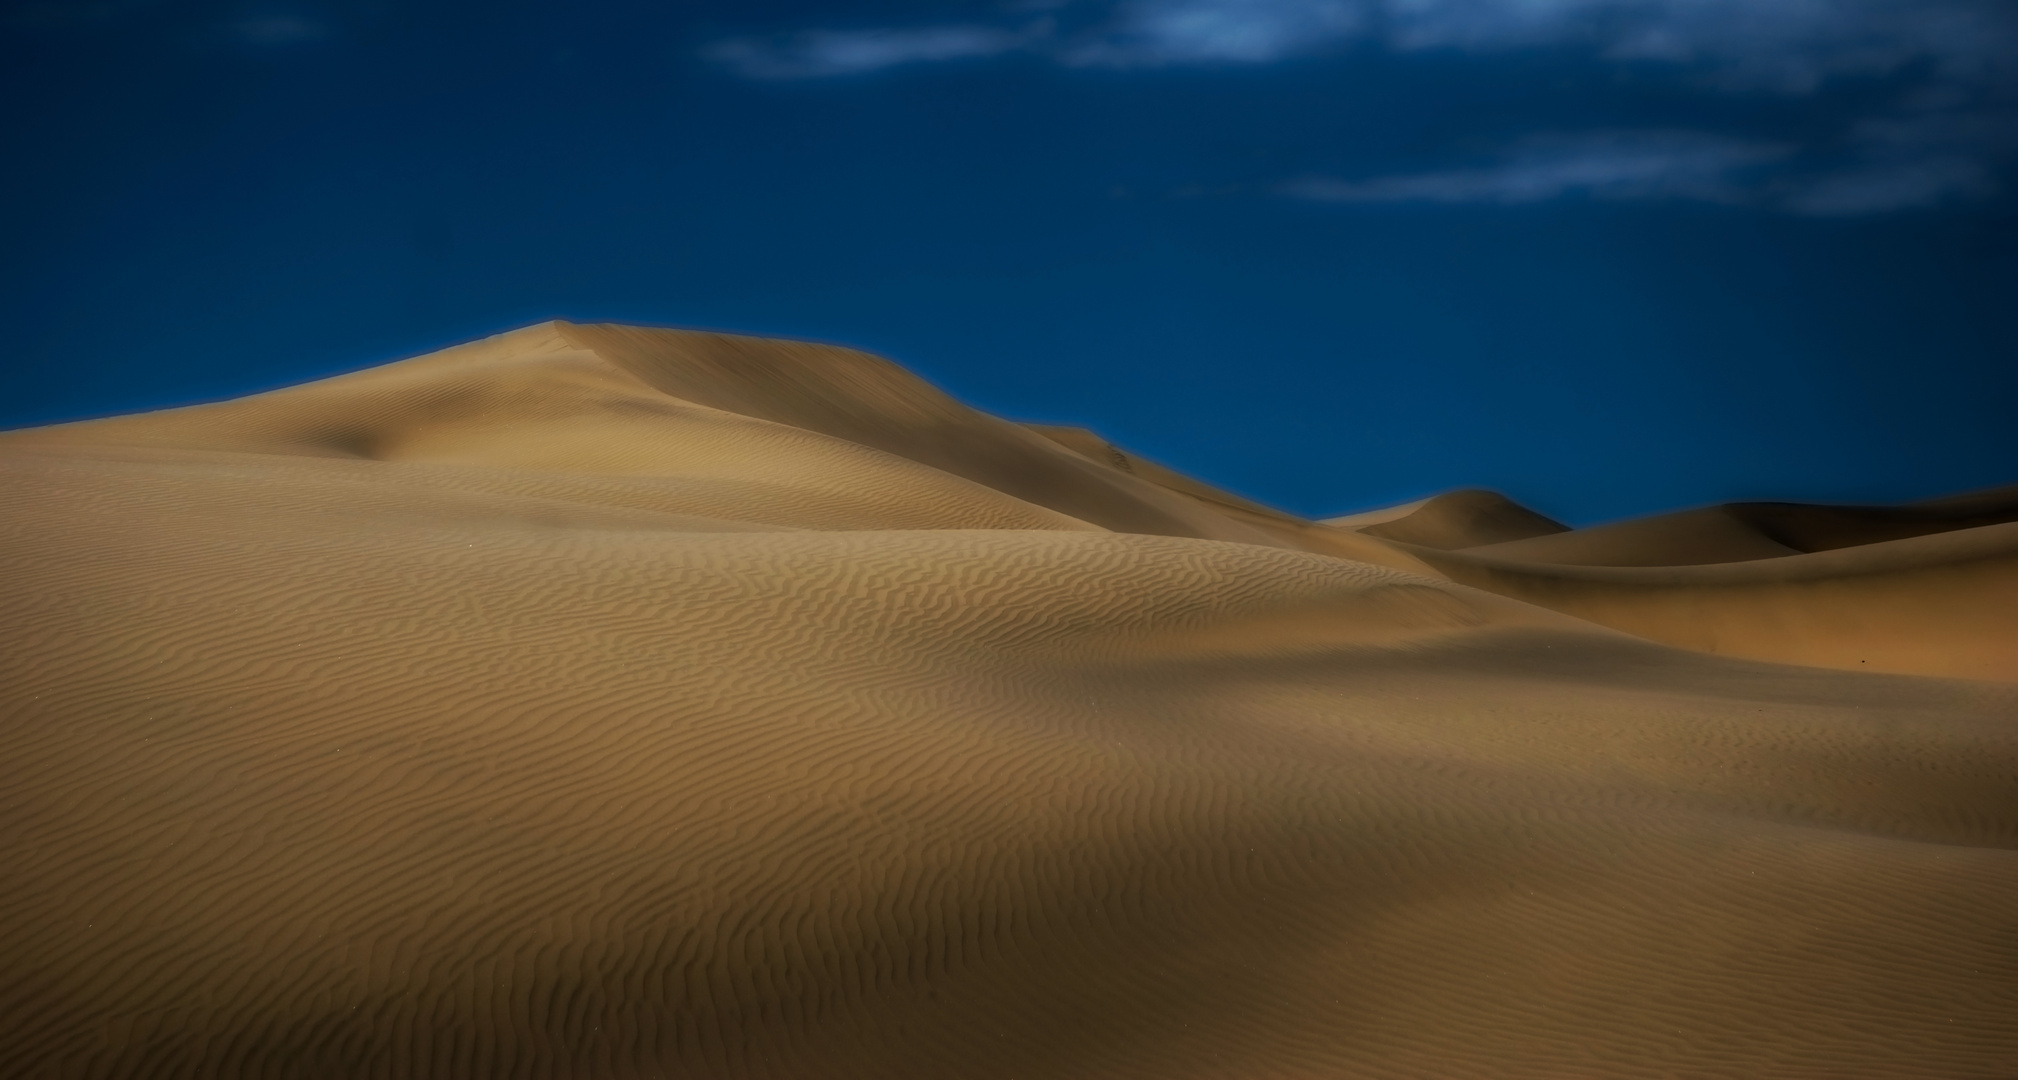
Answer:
[[1784, 157, 1993, 214], [969, 0, 2018, 86], [706, 0, 2016, 87], [1780, 108, 2016, 213], [1060, 0, 1362, 66], [704, 23, 1043, 80], [705, 0, 2018, 214], [1283, 123, 2017, 215], [1282, 131, 1794, 205]]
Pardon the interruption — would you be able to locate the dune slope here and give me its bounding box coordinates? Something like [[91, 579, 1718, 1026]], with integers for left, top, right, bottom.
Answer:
[[2, 323, 2015, 1079], [1352, 488, 1571, 550], [1338, 488, 2018, 679]]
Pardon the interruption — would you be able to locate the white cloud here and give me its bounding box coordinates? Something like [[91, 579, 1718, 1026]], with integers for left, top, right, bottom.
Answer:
[[1062, 0, 1362, 65], [705, 24, 1040, 79], [706, 0, 2017, 214], [709, 0, 2016, 87], [1285, 126, 2008, 214], [1064, 0, 2018, 88], [1283, 131, 1794, 205]]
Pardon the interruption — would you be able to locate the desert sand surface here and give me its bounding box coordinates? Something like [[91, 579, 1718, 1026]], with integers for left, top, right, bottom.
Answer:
[[1339, 486, 2018, 680], [2, 321, 2015, 1079], [1329, 488, 1571, 550]]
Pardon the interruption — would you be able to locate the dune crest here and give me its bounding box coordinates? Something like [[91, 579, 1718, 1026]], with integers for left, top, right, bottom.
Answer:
[[3, 323, 2015, 1078], [1325, 485, 2018, 679], [1349, 488, 1571, 550]]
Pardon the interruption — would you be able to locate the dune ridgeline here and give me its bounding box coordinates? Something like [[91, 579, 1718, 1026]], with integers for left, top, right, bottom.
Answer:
[[3, 321, 2014, 1079]]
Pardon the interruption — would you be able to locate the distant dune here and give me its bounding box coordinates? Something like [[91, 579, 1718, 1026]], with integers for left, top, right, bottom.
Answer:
[[1338, 488, 1571, 550], [1334, 485, 2018, 680], [3, 322, 2014, 1078]]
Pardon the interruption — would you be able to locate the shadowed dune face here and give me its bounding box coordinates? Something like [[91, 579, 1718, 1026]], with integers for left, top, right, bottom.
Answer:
[[1461, 506, 1807, 566], [555, 323, 1306, 548], [1406, 527, 2018, 680], [1459, 487, 2018, 568], [1347, 487, 2018, 680], [1353, 489, 1571, 550], [2, 322, 2016, 1078], [1732, 487, 2018, 552]]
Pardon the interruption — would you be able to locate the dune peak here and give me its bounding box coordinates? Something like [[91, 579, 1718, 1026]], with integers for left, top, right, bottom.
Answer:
[[2, 323, 2015, 1078]]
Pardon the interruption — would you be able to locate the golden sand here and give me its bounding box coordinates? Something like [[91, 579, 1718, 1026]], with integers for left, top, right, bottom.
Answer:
[[2, 323, 2013, 1077]]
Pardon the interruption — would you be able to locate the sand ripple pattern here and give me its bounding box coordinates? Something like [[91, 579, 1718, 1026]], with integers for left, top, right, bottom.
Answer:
[[2, 323, 2015, 1078]]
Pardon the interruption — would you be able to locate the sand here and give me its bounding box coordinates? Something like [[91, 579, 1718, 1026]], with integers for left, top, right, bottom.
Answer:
[[1342, 487, 2018, 680], [2, 321, 2013, 1078]]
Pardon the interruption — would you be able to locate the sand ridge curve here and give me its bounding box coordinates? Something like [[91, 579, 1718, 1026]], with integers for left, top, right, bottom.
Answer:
[[2, 322, 2015, 1078], [1340, 486, 2018, 679]]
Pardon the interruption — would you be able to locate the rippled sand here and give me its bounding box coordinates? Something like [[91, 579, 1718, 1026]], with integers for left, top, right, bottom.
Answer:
[[3, 322, 2013, 1078]]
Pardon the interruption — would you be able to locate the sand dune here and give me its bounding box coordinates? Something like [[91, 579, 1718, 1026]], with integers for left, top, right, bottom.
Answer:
[[1337, 488, 1571, 550], [1330, 487, 2018, 679], [3, 322, 2015, 1078], [1458, 485, 2018, 567]]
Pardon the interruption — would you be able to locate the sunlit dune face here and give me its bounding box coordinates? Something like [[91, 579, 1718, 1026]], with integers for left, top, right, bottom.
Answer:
[[1, 323, 2013, 1078]]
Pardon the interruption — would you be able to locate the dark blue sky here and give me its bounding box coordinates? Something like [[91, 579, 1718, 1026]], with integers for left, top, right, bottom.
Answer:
[[6, 0, 2015, 523]]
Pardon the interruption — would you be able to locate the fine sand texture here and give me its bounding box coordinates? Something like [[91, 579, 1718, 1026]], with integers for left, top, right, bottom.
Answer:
[[3, 322, 2015, 1079], [1340, 487, 2018, 679]]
